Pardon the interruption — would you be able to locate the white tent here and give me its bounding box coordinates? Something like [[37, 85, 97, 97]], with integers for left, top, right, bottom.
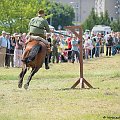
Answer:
[[91, 25, 111, 35]]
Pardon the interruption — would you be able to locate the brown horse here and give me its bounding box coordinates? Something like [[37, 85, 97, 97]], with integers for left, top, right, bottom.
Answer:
[[18, 39, 47, 90]]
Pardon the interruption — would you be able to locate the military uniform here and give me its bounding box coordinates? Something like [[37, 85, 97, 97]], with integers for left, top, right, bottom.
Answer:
[[29, 16, 50, 38]]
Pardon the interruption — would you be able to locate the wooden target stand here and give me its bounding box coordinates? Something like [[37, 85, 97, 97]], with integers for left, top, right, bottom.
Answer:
[[64, 26, 93, 89]]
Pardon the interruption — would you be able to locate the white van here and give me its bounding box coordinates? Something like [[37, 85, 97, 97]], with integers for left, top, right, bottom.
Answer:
[[91, 25, 112, 35]]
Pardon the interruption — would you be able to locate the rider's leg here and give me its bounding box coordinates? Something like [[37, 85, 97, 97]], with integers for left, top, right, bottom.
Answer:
[[45, 55, 49, 69]]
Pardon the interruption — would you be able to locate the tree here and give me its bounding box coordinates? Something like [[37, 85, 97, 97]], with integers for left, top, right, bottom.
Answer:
[[0, 0, 52, 33], [82, 8, 99, 30], [47, 2, 75, 29], [110, 19, 120, 32], [82, 9, 111, 31], [103, 10, 111, 26], [0, 0, 74, 33], [99, 12, 104, 25]]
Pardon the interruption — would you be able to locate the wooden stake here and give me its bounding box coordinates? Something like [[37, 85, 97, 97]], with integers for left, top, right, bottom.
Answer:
[[64, 26, 93, 89]]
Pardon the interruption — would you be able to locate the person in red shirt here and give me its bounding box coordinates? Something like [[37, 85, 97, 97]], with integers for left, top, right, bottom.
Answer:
[[66, 34, 72, 62]]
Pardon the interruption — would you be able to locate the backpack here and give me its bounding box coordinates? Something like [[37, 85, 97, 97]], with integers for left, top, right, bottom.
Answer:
[[108, 37, 113, 46]]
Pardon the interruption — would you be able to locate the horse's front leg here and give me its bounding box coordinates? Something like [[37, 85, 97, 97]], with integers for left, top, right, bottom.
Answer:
[[24, 67, 39, 90], [18, 66, 27, 88]]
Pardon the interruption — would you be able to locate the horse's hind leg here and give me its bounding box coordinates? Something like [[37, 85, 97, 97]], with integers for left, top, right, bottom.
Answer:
[[24, 67, 39, 90], [18, 67, 27, 88]]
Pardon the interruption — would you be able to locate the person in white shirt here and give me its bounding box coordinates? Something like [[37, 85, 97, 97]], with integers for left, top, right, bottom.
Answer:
[[84, 38, 90, 59], [88, 36, 93, 58], [104, 32, 110, 45]]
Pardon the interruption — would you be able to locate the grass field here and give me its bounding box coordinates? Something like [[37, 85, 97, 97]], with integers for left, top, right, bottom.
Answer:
[[0, 55, 120, 120]]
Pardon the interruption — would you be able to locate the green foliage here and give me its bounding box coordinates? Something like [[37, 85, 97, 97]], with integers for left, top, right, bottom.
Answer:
[[103, 10, 111, 26], [0, 0, 74, 33], [82, 8, 99, 30], [0, 0, 41, 33], [110, 19, 120, 32], [0, 0, 32, 33], [99, 12, 104, 25], [82, 9, 111, 31], [47, 2, 74, 29]]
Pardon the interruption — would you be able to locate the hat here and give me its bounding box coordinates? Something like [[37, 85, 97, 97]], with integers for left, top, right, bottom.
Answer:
[[6, 32, 10, 35], [38, 9, 44, 14], [2, 31, 6, 34], [13, 33, 18, 36], [73, 34, 76, 38]]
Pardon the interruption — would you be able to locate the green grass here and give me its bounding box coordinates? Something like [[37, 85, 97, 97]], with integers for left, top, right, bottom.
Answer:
[[0, 55, 120, 120]]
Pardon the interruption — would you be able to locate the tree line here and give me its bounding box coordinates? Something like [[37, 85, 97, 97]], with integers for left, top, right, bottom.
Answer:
[[0, 0, 74, 34], [82, 8, 120, 32]]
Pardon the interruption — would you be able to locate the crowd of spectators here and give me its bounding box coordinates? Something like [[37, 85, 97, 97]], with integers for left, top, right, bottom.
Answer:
[[0, 30, 120, 68]]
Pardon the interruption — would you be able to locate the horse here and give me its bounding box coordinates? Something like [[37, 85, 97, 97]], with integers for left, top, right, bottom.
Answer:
[[18, 36, 47, 90]]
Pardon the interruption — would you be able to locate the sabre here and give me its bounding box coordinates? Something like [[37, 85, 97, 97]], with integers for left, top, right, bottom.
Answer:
[[54, 31, 72, 37]]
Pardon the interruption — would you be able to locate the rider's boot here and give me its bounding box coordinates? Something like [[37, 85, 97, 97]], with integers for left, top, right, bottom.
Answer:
[[45, 55, 50, 70]]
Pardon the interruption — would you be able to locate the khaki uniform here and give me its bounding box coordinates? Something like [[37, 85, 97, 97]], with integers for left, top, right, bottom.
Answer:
[[28, 15, 50, 48], [29, 16, 50, 36]]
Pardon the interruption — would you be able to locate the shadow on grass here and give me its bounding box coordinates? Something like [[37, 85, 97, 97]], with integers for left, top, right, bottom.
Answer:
[[55, 87, 100, 91]]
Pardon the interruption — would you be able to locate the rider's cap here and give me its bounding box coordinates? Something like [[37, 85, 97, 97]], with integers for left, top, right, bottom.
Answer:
[[38, 9, 44, 14]]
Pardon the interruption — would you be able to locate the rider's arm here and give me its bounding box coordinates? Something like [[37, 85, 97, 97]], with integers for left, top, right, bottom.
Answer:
[[43, 20, 50, 33]]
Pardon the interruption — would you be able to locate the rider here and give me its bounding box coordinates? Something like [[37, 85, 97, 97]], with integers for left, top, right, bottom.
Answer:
[[25, 9, 51, 69]]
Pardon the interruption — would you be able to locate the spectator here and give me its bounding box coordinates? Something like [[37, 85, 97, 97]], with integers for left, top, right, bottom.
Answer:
[[71, 35, 80, 63], [14, 33, 24, 67], [106, 34, 113, 56], [66, 34, 72, 62], [5, 33, 11, 68], [112, 33, 118, 55], [10, 36, 16, 67], [51, 34, 59, 63], [59, 35, 66, 53], [0, 31, 7, 67], [99, 34, 105, 56], [58, 35, 66, 62], [87, 36, 93, 58], [21, 33, 27, 45], [84, 38, 90, 59], [116, 32, 120, 53], [95, 38, 100, 57], [91, 37, 96, 58]]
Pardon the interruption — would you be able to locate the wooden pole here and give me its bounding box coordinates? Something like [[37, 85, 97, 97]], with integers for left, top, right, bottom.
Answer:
[[64, 26, 93, 89]]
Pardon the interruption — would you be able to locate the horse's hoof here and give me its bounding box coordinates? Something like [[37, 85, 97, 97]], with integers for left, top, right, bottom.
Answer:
[[24, 84, 29, 90], [18, 83, 22, 88]]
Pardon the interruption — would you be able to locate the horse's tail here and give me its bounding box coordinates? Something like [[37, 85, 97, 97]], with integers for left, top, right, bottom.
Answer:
[[28, 44, 42, 60], [22, 44, 42, 64]]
